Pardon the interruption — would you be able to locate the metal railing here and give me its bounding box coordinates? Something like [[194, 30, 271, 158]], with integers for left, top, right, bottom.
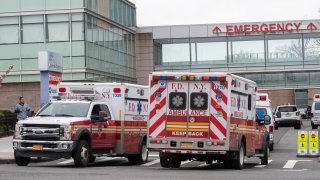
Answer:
[[0, 114, 17, 137]]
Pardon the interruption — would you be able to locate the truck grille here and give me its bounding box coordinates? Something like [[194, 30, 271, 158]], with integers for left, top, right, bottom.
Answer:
[[21, 124, 61, 141]]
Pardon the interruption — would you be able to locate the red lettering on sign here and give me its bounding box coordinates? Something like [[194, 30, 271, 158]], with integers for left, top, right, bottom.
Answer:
[[190, 110, 207, 116], [128, 103, 135, 112], [285, 23, 293, 32], [293, 23, 301, 32], [277, 23, 285, 32], [226, 25, 233, 35], [168, 110, 187, 116], [269, 23, 276, 33], [172, 83, 183, 90], [143, 104, 148, 112], [260, 24, 268, 33], [194, 83, 207, 90], [251, 24, 259, 33]]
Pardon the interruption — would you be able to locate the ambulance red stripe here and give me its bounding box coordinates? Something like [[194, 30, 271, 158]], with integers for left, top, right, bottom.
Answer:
[[210, 114, 227, 136], [211, 98, 227, 120], [149, 97, 167, 120], [149, 113, 166, 136], [212, 83, 228, 105], [150, 87, 167, 104]]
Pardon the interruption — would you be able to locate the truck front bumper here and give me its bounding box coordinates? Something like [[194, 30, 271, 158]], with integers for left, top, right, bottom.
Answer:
[[12, 139, 76, 158]]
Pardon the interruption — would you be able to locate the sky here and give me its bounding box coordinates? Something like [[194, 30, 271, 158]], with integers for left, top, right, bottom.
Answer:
[[129, 0, 320, 26]]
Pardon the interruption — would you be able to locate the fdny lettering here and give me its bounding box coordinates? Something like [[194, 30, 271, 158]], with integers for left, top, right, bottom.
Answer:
[[213, 84, 225, 90], [168, 110, 187, 116], [172, 131, 204, 137], [128, 103, 148, 113], [193, 83, 207, 90], [171, 83, 184, 90], [128, 103, 136, 112], [190, 110, 207, 116], [102, 92, 112, 99], [225, 23, 301, 35], [234, 111, 244, 118]]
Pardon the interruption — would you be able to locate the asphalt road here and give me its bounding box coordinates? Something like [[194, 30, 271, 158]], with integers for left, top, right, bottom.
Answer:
[[1, 120, 320, 180]]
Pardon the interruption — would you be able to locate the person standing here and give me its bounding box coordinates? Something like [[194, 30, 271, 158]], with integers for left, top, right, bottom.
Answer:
[[14, 96, 30, 120]]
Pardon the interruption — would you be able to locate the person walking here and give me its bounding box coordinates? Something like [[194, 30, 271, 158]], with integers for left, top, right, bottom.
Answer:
[[14, 96, 30, 120]]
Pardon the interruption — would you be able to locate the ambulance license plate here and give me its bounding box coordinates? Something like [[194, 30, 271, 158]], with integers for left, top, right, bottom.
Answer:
[[32, 145, 43, 151], [181, 142, 193, 148]]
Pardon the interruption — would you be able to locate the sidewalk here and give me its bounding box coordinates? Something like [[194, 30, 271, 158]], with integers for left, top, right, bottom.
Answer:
[[0, 136, 14, 164]]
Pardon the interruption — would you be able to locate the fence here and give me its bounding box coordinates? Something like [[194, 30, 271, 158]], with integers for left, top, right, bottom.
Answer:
[[0, 114, 17, 137]]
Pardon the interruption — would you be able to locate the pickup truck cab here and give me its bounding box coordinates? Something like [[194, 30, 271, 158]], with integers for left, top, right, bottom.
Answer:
[[13, 83, 149, 167]]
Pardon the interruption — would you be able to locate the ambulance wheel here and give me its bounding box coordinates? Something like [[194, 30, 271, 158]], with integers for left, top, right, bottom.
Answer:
[[170, 157, 181, 168], [73, 140, 89, 167], [128, 142, 148, 165], [159, 152, 170, 168], [261, 142, 269, 165], [234, 143, 245, 170], [269, 143, 274, 151], [89, 156, 96, 163], [14, 151, 30, 166], [294, 124, 301, 130]]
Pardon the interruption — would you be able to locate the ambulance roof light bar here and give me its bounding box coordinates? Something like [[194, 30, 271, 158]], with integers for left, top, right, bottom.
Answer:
[[52, 95, 98, 101], [153, 75, 226, 81]]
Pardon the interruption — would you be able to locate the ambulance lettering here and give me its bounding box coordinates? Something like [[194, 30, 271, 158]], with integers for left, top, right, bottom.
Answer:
[[190, 110, 207, 116], [172, 131, 204, 137], [171, 83, 184, 90], [193, 83, 207, 90], [168, 110, 187, 116]]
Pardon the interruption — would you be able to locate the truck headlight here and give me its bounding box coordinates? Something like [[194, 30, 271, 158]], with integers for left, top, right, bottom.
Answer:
[[60, 125, 72, 140], [14, 123, 22, 139]]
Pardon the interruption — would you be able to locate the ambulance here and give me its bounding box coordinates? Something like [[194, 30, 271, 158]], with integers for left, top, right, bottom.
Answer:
[[311, 94, 320, 129], [13, 82, 149, 167], [147, 72, 271, 169], [256, 93, 274, 151]]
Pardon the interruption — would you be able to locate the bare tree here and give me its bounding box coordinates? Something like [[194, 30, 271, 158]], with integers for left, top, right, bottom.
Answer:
[[0, 65, 14, 87]]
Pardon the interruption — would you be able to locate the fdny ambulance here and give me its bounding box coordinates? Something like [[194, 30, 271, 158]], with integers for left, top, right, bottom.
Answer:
[[147, 72, 271, 169], [13, 83, 149, 167], [256, 93, 274, 151], [311, 94, 320, 129]]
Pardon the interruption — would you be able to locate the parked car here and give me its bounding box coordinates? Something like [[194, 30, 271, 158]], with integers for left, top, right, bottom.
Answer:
[[274, 105, 301, 130]]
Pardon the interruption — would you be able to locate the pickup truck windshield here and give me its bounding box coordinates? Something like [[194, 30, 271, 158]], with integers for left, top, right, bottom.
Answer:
[[37, 103, 90, 117], [279, 106, 297, 112]]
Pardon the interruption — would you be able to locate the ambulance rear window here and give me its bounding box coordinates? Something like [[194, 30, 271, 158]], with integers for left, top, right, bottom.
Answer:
[[190, 93, 208, 110], [169, 92, 187, 110], [315, 103, 320, 110]]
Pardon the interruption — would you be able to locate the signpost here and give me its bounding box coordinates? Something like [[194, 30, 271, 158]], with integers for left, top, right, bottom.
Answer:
[[297, 131, 308, 156], [308, 131, 319, 156], [38, 51, 63, 108]]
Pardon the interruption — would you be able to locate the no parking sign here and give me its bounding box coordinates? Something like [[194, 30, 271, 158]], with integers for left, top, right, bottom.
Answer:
[[297, 131, 308, 156], [308, 131, 319, 156]]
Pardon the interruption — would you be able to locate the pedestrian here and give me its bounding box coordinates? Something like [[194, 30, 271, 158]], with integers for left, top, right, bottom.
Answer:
[[14, 96, 30, 120]]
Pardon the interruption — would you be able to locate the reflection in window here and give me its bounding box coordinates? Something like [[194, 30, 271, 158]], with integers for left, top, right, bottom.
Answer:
[[230, 40, 265, 63], [268, 39, 303, 61], [21, 0, 45, 11], [262, 73, 285, 86], [162, 43, 190, 63], [23, 24, 44, 43], [304, 38, 320, 61], [0, 25, 19, 44], [46, 0, 69, 10], [310, 72, 320, 85], [48, 23, 69, 41], [196, 42, 227, 63], [287, 73, 309, 85]]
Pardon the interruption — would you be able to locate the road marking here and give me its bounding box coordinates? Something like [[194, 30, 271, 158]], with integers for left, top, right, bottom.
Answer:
[[141, 159, 160, 166], [58, 159, 74, 165], [181, 160, 192, 166], [283, 160, 312, 169]]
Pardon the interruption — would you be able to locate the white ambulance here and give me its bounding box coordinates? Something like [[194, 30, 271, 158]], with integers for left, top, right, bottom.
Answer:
[[13, 82, 149, 167], [311, 94, 320, 129], [147, 72, 271, 169], [256, 93, 274, 151]]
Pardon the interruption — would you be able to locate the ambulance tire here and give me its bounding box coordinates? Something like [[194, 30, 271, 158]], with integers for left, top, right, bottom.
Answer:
[[159, 153, 171, 168], [169, 157, 181, 168], [89, 156, 96, 163], [73, 140, 89, 167], [233, 143, 245, 170], [261, 142, 269, 165], [14, 151, 30, 166], [128, 142, 148, 165]]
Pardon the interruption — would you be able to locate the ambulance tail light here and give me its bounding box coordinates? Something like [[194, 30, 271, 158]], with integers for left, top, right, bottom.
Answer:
[[59, 87, 66, 93], [113, 88, 121, 93], [125, 88, 129, 94], [153, 75, 174, 81], [269, 126, 274, 133], [260, 96, 267, 101], [150, 139, 168, 144]]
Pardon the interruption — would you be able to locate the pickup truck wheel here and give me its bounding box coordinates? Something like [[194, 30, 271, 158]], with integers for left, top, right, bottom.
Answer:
[[159, 152, 170, 168], [128, 142, 148, 165], [170, 157, 181, 168], [234, 143, 245, 170], [261, 142, 269, 165], [73, 140, 89, 167], [14, 151, 30, 166]]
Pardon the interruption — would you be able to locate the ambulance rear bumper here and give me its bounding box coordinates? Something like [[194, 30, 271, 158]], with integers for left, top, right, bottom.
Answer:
[[160, 149, 227, 155]]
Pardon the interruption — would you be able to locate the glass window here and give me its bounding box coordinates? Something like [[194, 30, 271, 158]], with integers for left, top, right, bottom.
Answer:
[[21, 43, 45, 58], [0, 25, 19, 44], [229, 37, 265, 64], [37, 103, 90, 117], [48, 23, 69, 41], [0, 16, 19, 25], [72, 57, 85, 68], [72, 22, 84, 40], [22, 74, 40, 82], [169, 92, 187, 110], [71, 0, 84, 8], [47, 14, 69, 22], [256, 108, 267, 119], [46, 42, 70, 56], [0, 59, 20, 71], [72, 41, 85, 56], [21, 0, 45, 11], [304, 36, 320, 62], [315, 103, 320, 111], [22, 24, 44, 43], [21, 59, 38, 70], [267, 35, 303, 63], [190, 93, 208, 110], [3, 75, 20, 83], [262, 73, 285, 86], [310, 72, 320, 85], [162, 43, 190, 63], [286, 72, 309, 85], [0, 44, 20, 59], [72, 13, 83, 21], [46, 0, 70, 10], [196, 42, 227, 63], [0, 0, 19, 13], [279, 106, 297, 112]]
